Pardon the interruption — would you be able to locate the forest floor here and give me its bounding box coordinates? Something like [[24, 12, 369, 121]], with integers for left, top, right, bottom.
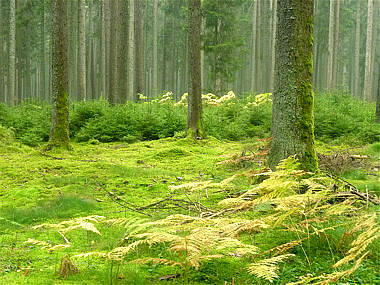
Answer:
[[0, 137, 379, 284]]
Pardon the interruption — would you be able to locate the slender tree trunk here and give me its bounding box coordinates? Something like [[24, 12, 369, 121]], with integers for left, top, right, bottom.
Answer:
[[135, 0, 144, 97], [354, 0, 361, 98], [162, 2, 167, 92], [327, 0, 335, 90], [127, 0, 135, 100], [255, 0, 261, 93], [332, 0, 340, 88], [364, 0, 374, 101], [376, 62, 380, 123], [109, 0, 119, 104], [152, 0, 158, 95], [105, 0, 111, 101], [40, 0, 46, 101], [0, 0, 3, 103], [49, 0, 70, 149], [77, 0, 86, 101], [188, 0, 204, 138], [101, 0, 106, 99], [250, 0, 257, 93], [270, 0, 277, 92], [8, 0, 16, 106], [269, 0, 317, 172]]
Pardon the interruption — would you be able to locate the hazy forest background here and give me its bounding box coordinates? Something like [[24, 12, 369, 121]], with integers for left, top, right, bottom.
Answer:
[[0, 0, 379, 284], [0, 0, 379, 104]]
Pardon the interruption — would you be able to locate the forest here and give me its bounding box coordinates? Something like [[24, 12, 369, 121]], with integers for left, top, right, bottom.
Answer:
[[0, 0, 379, 284]]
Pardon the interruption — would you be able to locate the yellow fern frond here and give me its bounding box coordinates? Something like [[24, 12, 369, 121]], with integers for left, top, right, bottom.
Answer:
[[73, 252, 108, 259], [131, 258, 181, 267], [248, 254, 295, 282], [24, 238, 51, 248]]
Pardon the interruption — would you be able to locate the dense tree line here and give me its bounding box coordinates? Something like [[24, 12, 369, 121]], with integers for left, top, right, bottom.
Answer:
[[0, 0, 378, 105]]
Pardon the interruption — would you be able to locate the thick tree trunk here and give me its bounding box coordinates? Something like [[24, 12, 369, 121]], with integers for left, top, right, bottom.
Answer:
[[269, 0, 317, 172], [364, 0, 374, 101], [188, 0, 204, 138], [354, 0, 361, 98], [8, 0, 16, 106], [77, 0, 86, 101], [152, 0, 158, 95], [104, 0, 111, 101], [135, 0, 144, 97], [118, 0, 128, 102], [49, 0, 70, 149]]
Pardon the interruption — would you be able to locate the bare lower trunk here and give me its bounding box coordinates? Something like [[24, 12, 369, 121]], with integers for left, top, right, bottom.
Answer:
[[49, 0, 70, 149], [364, 0, 374, 101], [188, 0, 204, 138], [354, 0, 361, 97], [8, 0, 16, 105], [77, 0, 86, 101], [135, 0, 144, 97], [269, 0, 317, 172]]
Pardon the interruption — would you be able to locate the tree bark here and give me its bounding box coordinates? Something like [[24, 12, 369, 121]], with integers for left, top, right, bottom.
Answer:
[[49, 0, 70, 149], [376, 62, 380, 123], [8, 0, 16, 105], [152, 0, 158, 95], [270, 0, 277, 92], [0, 0, 3, 103], [327, 0, 335, 90], [77, 0, 86, 101], [109, 0, 119, 104], [269, 0, 317, 172], [135, 0, 144, 97], [354, 0, 361, 98], [364, 0, 374, 101], [188, 0, 204, 138], [250, 0, 257, 94], [101, 0, 106, 99], [127, 0, 135, 101]]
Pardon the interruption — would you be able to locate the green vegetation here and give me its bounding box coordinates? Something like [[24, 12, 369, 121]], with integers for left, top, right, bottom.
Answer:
[[0, 92, 378, 147], [0, 92, 379, 284]]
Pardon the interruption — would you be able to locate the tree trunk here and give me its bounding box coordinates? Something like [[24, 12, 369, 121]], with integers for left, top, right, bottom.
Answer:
[[152, 0, 158, 95], [135, 0, 144, 97], [270, 0, 277, 92], [77, 0, 86, 101], [8, 0, 16, 106], [49, 0, 70, 149], [0, 0, 3, 103], [269, 0, 317, 172], [364, 0, 374, 101], [104, 0, 111, 101], [354, 0, 361, 98], [250, 0, 257, 93], [327, 0, 335, 90], [109, 0, 119, 104], [40, 0, 46, 101], [101, 0, 106, 99], [376, 62, 380, 123], [188, 0, 204, 138], [332, 0, 340, 88], [127, 0, 135, 101]]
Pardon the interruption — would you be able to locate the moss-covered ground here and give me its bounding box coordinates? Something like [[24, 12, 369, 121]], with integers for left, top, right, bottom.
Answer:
[[0, 138, 379, 284]]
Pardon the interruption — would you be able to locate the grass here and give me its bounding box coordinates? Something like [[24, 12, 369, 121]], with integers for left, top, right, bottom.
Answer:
[[0, 137, 379, 284]]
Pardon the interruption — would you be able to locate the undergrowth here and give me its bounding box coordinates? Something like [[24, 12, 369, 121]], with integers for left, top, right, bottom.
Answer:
[[0, 91, 378, 146]]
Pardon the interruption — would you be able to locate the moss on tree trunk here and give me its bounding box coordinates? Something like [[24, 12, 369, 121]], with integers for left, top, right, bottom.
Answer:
[[47, 0, 70, 150], [187, 0, 205, 139], [269, 0, 317, 172]]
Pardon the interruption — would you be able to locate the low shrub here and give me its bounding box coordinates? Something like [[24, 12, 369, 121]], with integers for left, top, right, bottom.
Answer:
[[0, 91, 378, 145]]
